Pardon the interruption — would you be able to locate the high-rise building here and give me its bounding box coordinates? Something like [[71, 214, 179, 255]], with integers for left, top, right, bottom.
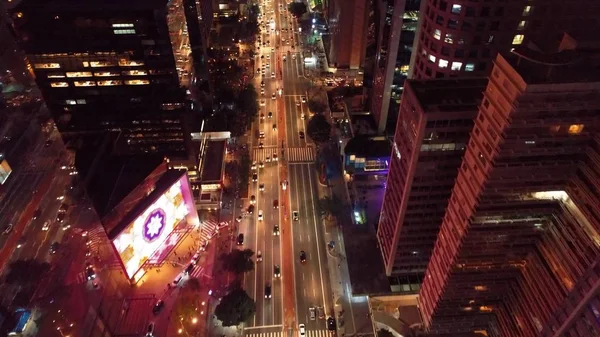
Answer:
[[377, 78, 486, 287], [370, 0, 421, 133], [418, 37, 600, 336], [325, 0, 371, 71], [410, 0, 600, 79], [8, 0, 199, 161]]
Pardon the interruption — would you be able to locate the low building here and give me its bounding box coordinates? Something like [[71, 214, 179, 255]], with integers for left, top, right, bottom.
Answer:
[[343, 135, 390, 178]]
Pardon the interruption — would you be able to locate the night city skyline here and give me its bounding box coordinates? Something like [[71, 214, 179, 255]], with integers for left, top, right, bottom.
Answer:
[[1, 1, 600, 337]]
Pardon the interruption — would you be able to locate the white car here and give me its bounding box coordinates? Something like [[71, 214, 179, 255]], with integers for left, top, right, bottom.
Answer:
[[301, 96, 306, 103], [299, 324, 306, 337], [260, 100, 266, 106], [258, 210, 263, 221], [42, 221, 50, 231]]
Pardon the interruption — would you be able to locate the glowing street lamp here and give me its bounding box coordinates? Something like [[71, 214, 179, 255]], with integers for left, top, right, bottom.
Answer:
[[191, 317, 198, 324]]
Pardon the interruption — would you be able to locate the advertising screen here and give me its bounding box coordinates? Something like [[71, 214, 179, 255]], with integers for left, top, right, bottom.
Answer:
[[111, 176, 195, 280], [0, 159, 12, 185]]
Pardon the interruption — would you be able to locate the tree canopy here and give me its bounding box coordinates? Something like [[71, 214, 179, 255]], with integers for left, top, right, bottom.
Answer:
[[214, 289, 256, 326], [220, 249, 255, 274], [306, 114, 331, 143], [288, 2, 308, 18], [318, 194, 349, 221], [308, 99, 327, 114], [4, 259, 51, 285]]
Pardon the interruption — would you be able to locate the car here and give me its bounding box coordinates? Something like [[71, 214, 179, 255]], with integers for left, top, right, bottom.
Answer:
[[258, 210, 263, 221], [272, 93, 276, 100], [259, 131, 265, 138], [251, 161, 257, 170], [85, 262, 96, 280], [42, 221, 50, 231], [309, 307, 316, 320], [250, 195, 256, 204], [299, 324, 306, 337], [273, 153, 278, 161], [327, 317, 336, 331], [260, 100, 266, 106], [317, 306, 325, 319], [2, 223, 13, 235], [173, 273, 184, 286], [266, 54, 270, 59], [273, 124, 277, 131], [49, 241, 59, 254], [58, 203, 69, 213], [261, 80, 265, 87], [266, 156, 271, 163], [257, 68, 261, 74], [299, 131, 305, 139], [237, 233, 245, 245], [236, 215, 243, 223], [292, 53, 296, 59], [56, 212, 65, 223], [301, 96, 307, 103], [271, 72, 275, 78], [259, 142, 264, 148], [200, 241, 209, 251], [252, 173, 258, 182], [274, 264, 281, 277], [259, 183, 265, 191], [259, 161, 264, 168], [282, 180, 288, 190], [293, 211, 299, 221], [247, 205, 255, 214], [301, 113, 306, 120], [152, 300, 164, 315], [273, 200, 279, 209], [257, 250, 263, 262], [261, 89, 265, 96], [296, 101, 300, 107], [283, 55, 286, 61], [45, 139, 53, 147], [32, 209, 41, 220], [16, 237, 26, 249], [268, 111, 273, 118], [300, 250, 307, 263], [146, 322, 155, 336], [273, 225, 280, 236], [264, 284, 272, 298]]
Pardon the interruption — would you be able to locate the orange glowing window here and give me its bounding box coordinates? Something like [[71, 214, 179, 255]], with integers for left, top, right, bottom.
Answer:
[[474, 285, 488, 291], [479, 306, 493, 313], [568, 124, 584, 134]]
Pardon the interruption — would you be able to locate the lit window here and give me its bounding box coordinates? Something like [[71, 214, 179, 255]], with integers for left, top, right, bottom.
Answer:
[[123, 70, 148, 76], [76, 99, 87, 104], [65, 99, 77, 105], [518, 20, 527, 30], [66, 71, 92, 78], [433, 29, 441, 40], [451, 62, 462, 71], [47, 73, 65, 78], [124, 79, 150, 85], [465, 63, 475, 72], [90, 61, 116, 68], [34, 63, 61, 69], [50, 82, 69, 88], [97, 80, 122, 86], [512, 34, 524, 45], [74, 81, 96, 87], [474, 285, 488, 291], [112, 23, 134, 28], [451, 4, 462, 14], [113, 29, 136, 35], [444, 33, 454, 44], [428, 54, 436, 63], [479, 306, 493, 313], [118, 59, 144, 67], [82, 62, 89, 67], [568, 124, 584, 135], [522, 6, 532, 16], [94, 71, 120, 77], [439, 59, 448, 68]]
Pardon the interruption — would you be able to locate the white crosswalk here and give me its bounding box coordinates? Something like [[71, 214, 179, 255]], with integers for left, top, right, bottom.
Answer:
[[199, 219, 229, 244], [253, 147, 315, 163], [245, 330, 331, 337]]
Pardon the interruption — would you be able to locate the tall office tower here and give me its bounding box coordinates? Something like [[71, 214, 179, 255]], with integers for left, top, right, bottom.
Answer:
[[8, 0, 197, 161], [325, 0, 371, 72], [377, 78, 486, 288], [418, 38, 600, 336], [410, 0, 600, 79], [184, 0, 213, 87], [370, 0, 421, 133]]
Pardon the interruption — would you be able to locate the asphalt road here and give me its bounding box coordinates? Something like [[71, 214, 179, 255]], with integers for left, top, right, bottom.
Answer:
[[242, 0, 333, 336]]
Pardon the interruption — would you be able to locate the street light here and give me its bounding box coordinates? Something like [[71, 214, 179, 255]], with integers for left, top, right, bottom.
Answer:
[[191, 317, 198, 324]]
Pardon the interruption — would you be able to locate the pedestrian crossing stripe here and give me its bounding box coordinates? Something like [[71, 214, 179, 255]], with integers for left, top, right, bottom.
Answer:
[[244, 330, 331, 337], [253, 147, 315, 163]]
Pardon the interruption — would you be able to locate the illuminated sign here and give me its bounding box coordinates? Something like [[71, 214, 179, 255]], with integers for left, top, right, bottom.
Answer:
[[0, 159, 12, 185], [111, 176, 196, 280]]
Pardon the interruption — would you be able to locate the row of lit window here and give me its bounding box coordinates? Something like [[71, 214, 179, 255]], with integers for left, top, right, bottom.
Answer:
[[425, 52, 474, 72], [114, 29, 136, 35], [50, 80, 149, 87], [48, 70, 148, 78], [444, 3, 532, 17], [35, 60, 145, 69]]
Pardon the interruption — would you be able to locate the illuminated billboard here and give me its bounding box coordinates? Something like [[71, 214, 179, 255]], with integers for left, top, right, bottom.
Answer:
[[0, 159, 12, 185], [111, 175, 197, 280]]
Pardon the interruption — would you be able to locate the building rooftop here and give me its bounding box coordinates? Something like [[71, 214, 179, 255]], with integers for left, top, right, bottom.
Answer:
[[200, 139, 225, 182], [408, 78, 489, 113], [10, 0, 167, 11], [344, 136, 391, 158]]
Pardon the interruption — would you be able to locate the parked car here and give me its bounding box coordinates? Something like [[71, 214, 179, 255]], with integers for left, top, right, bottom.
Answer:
[[237, 233, 245, 245]]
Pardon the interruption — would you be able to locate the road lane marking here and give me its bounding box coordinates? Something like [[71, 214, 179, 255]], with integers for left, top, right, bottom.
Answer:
[[307, 167, 329, 317]]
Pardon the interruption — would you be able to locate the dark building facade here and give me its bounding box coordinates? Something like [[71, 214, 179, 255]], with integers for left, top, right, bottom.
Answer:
[[411, 0, 600, 79], [325, 0, 371, 71], [419, 40, 600, 336], [377, 78, 486, 288], [8, 0, 196, 160]]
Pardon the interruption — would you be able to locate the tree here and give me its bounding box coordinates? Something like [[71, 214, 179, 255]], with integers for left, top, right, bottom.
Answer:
[[306, 114, 331, 143], [288, 2, 308, 18], [214, 289, 256, 326], [3, 259, 51, 285], [220, 249, 255, 274], [377, 329, 395, 337], [318, 194, 349, 221], [238, 84, 259, 122], [308, 99, 327, 114]]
